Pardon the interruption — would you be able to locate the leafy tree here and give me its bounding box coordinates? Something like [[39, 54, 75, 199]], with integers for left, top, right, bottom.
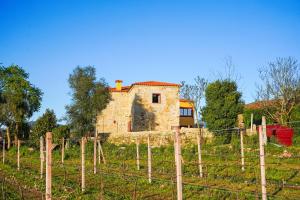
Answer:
[[31, 109, 57, 145], [257, 57, 300, 124], [66, 66, 111, 137], [0, 65, 42, 146], [52, 125, 70, 144], [203, 80, 244, 133]]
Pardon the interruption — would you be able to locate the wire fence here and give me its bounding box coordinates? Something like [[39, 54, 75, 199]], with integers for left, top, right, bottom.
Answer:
[[0, 120, 299, 199]]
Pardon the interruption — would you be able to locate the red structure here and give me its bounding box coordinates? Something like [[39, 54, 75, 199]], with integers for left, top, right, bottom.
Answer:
[[266, 125, 294, 146]]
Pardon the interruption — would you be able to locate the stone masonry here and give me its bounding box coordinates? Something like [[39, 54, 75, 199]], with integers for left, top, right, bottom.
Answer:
[[96, 81, 180, 135]]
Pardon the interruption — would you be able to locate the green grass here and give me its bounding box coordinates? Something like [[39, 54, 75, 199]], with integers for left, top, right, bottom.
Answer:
[[0, 133, 300, 199]]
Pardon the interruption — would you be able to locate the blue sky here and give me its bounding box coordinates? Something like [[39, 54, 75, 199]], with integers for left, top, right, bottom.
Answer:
[[0, 0, 299, 121]]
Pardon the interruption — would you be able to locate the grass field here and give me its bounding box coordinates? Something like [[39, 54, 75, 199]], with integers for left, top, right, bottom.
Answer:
[[0, 131, 300, 199]]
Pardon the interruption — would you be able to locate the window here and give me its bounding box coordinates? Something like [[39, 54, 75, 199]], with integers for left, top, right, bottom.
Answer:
[[152, 93, 161, 103], [180, 108, 193, 117]]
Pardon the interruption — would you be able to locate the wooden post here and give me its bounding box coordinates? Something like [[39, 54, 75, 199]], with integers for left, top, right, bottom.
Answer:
[[147, 134, 152, 183], [99, 141, 106, 164], [97, 140, 101, 164], [40, 136, 44, 179], [240, 128, 245, 171], [197, 129, 203, 178], [259, 126, 267, 200], [61, 137, 64, 164], [81, 137, 86, 192], [2, 136, 5, 164], [136, 137, 140, 170], [173, 126, 183, 200], [46, 132, 52, 200], [250, 113, 254, 132], [262, 116, 267, 145], [94, 133, 97, 174], [17, 140, 20, 171]]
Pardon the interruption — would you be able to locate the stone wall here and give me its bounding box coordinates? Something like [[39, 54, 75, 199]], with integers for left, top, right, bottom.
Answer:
[[100, 127, 257, 146], [96, 84, 180, 135]]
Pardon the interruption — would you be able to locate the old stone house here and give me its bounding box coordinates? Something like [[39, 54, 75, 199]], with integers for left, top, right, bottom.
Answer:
[[96, 80, 194, 134]]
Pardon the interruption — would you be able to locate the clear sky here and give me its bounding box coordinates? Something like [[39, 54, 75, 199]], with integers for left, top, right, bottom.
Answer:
[[0, 0, 299, 121]]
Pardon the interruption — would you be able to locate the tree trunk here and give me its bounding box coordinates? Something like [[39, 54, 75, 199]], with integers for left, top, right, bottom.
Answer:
[[6, 128, 11, 149]]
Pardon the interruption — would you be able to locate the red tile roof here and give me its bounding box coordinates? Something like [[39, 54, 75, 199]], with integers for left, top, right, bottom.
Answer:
[[109, 86, 131, 92], [133, 81, 180, 87], [109, 81, 180, 92], [245, 100, 279, 109]]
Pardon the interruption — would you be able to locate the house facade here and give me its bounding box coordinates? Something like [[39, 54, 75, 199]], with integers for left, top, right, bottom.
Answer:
[[96, 80, 194, 134]]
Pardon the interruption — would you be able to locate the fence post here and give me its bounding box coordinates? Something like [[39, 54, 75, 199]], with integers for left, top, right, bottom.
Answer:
[[262, 116, 267, 145], [97, 140, 101, 164], [173, 126, 182, 200], [81, 137, 86, 192], [197, 128, 203, 177], [259, 126, 267, 200], [40, 136, 44, 179], [61, 137, 64, 164], [240, 128, 245, 171], [250, 113, 254, 132], [94, 133, 97, 174], [147, 134, 152, 183], [2, 135, 5, 164], [136, 136, 140, 170], [98, 140, 106, 164], [17, 140, 20, 171], [46, 132, 52, 200]]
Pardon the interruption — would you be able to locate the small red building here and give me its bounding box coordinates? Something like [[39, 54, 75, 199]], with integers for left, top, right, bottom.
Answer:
[[266, 125, 294, 146]]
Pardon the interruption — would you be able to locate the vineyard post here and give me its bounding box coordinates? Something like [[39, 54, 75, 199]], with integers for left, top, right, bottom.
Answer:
[[136, 136, 140, 170], [2, 133, 5, 164], [81, 137, 86, 192], [17, 139, 20, 171], [259, 126, 267, 200], [173, 126, 182, 200], [99, 140, 106, 164], [94, 132, 97, 174], [40, 136, 44, 179], [46, 132, 52, 200], [262, 116, 267, 145], [197, 128, 203, 177], [97, 140, 101, 164], [147, 134, 152, 183], [240, 128, 245, 171], [61, 137, 65, 164], [250, 113, 254, 132]]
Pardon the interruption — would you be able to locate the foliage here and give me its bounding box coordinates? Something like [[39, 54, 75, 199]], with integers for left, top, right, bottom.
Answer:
[[0, 65, 42, 138], [52, 125, 70, 144], [1, 133, 300, 199], [31, 109, 57, 145], [66, 66, 111, 137], [256, 57, 300, 124], [243, 108, 273, 128], [203, 80, 244, 133]]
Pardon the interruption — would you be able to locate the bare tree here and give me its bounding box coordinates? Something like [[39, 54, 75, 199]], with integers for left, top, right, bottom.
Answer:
[[256, 57, 300, 124], [180, 76, 208, 125], [216, 56, 241, 83]]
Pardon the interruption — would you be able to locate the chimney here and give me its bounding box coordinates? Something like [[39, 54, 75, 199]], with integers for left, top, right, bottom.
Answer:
[[115, 80, 123, 91]]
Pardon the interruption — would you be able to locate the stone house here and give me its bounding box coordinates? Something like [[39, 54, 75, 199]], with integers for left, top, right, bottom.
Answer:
[[96, 80, 194, 134]]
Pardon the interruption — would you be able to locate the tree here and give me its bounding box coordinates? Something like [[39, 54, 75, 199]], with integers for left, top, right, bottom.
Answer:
[[0, 65, 42, 146], [52, 125, 70, 144], [203, 80, 244, 132], [257, 57, 300, 124], [31, 109, 57, 145], [180, 76, 208, 125], [66, 66, 111, 137]]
